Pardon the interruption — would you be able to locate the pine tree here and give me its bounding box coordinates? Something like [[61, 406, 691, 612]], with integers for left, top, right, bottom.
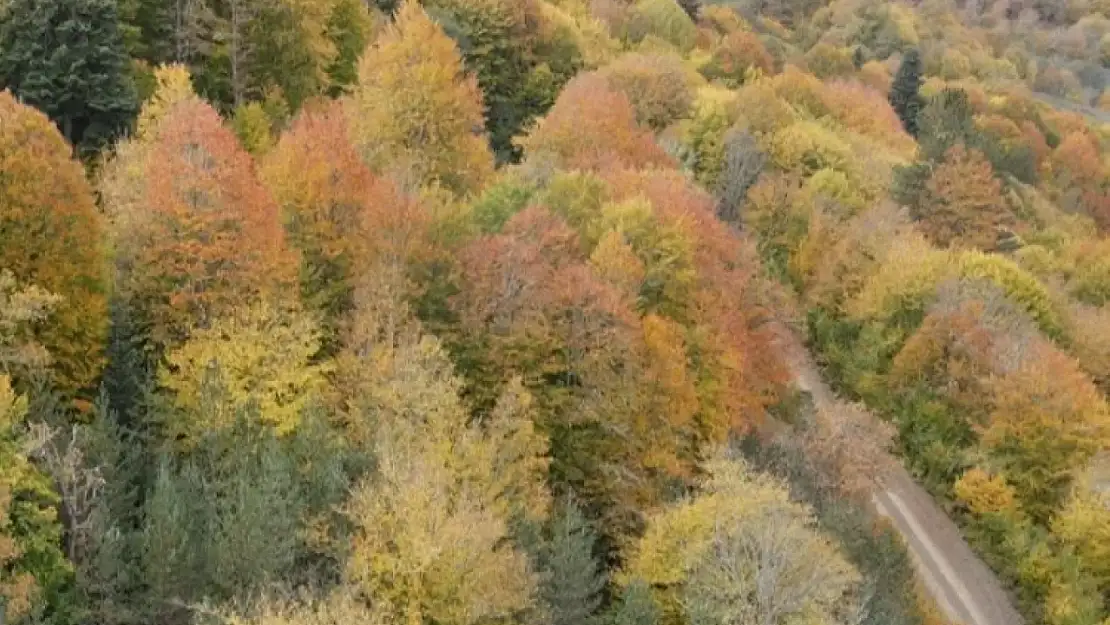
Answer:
[[325, 0, 372, 96], [0, 0, 138, 151], [889, 49, 924, 137], [611, 580, 660, 625], [540, 499, 607, 625]]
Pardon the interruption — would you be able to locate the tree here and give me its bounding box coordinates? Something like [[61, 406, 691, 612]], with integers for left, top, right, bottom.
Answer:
[[889, 49, 924, 136], [423, 0, 583, 162], [714, 129, 765, 224], [244, 0, 339, 109], [517, 72, 674, 171], [610, 580, 659, 625], [0, 282, 68, 623], [599, 53, 693, 131], [0, 0, 137, 151], [539, 499, 607, 625], [919, 145, 1013, 251], [917, 88, 978, 162], [622, 455, 860, 625], [699, 30, 774, 87], [324, 0, 372, 96], [105, 97, 297, 351], [0, 91, 108, 399], [158, 302, 330, 448], [261, 102, 425, 352], [346, 0, 493, 195]]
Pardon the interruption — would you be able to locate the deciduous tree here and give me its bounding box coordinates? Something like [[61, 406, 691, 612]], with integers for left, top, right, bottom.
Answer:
[[518, 72, 674, 171], [106, 98, 297, 351], [347, 0, 493, 195], [0, 92, 108, 398], [919, 145, 1013, 251]]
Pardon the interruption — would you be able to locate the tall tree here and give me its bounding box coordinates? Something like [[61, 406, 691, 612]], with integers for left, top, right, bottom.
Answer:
[[919, 145, 1013, 251], [539, 499, 607, 625], [261, 102, 426, 353], [889, 48, 924, 137], [0, 0, 137, 151], [346, 0, 493, 195], [423, 0, 582, 162], [324, 0, 372, 96], [104, 97, 297, 352], [0, 92, 108, 399]]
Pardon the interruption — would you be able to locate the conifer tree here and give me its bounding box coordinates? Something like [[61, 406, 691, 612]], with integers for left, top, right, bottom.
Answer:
[[889, 49, 924, 137], [540, 499, 606, 625], [0, 0, 137, 151]]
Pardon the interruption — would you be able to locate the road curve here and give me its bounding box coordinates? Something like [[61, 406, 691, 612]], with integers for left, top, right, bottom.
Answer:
[[770, 322, 1025, 625]]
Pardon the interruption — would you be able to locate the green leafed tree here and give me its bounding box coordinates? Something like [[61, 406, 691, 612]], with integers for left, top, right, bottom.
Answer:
[[540, 498, 607, 625], [889, 49, 924, 137], [0, 0, 138, 151]]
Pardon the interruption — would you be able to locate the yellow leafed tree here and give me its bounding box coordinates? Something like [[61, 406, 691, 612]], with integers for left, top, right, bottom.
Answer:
[[346, 0, 493, 196], [159, 302, 330, 447], [621, 454, 860, 625]]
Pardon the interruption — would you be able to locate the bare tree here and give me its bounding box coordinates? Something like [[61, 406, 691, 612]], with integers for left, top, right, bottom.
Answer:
[[715, 129, 765, 226], [26, 422, 105, 562]]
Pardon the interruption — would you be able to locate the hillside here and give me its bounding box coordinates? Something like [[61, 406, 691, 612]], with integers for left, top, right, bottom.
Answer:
[[0, 1, 1109, 625]]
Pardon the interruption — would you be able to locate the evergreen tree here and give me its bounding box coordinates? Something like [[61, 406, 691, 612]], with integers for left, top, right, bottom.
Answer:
[[888, 49, 924, 137], [540, 499, 607, 625], [851, 46, 866, 70], [610, 580, 660, 625], [0, 0, 138, 151], [325, 0, 372, 96], [917, 88, 977, 162], [677, 0, 700, 20]]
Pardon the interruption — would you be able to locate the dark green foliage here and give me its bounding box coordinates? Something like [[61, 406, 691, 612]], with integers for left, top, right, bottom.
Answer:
[[676, 0, 701, 20], [425, 0, 583, 163], [0, 0, 138, 152], [539, 498, 607, 625], [891, 161, 932, 211], [916, 88, 976, 162], [325, 0, 371, 96], [889, 49, 924, 137], [852, 46, 866, 69], [609, 580, 660, 625]]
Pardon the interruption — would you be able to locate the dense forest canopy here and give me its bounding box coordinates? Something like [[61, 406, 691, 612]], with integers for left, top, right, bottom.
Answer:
[[1, 0, 1110, 625]]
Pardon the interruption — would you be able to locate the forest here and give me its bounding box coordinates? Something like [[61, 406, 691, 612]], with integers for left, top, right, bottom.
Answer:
[[1, 0, 1110, 624]]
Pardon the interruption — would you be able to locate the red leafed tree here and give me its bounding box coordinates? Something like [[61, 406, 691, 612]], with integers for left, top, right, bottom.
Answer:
[[262, 102, 428, 347], [114, 99, 297, 350], [516, 72, 675, 172]]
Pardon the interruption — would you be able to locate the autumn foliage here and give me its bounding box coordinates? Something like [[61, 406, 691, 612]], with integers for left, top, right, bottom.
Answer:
[[346, 0, 494, 195], [109, 98, 296, 350], [0, 91, 107, 398], [517, 72, 675, 171]]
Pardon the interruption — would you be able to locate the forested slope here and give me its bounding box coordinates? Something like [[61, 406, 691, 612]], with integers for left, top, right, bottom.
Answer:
[[0, 1, 1108, 625]]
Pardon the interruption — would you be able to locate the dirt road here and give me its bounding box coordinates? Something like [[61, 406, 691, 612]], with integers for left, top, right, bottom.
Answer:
[[771, 323, 1025, 625]]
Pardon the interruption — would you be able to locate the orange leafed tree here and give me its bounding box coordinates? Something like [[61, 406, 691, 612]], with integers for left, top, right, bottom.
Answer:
[[262, 102, 428, 347], [920, 145, 1013, 251], [110, 98, 297, 350], [516, 72, 675, 172], [0, 91, 107, 398]]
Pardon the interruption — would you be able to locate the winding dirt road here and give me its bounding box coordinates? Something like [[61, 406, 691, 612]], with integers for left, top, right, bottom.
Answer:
[[770, 322, 1025, 625]]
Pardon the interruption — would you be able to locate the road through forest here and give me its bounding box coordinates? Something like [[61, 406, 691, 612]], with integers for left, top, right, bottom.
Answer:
[[769, 322, 1026, 625]]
